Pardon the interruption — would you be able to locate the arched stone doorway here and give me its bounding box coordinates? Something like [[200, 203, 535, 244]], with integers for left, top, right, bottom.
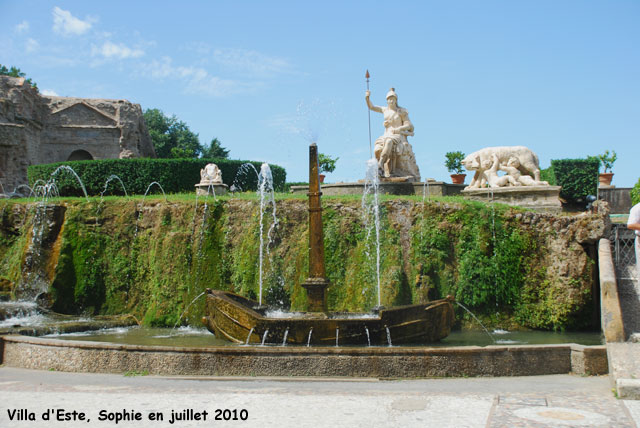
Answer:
[[67, 150, 94, 161]]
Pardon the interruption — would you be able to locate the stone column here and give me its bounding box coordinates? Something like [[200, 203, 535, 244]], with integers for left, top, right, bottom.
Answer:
[[301, 143, 329, 312]]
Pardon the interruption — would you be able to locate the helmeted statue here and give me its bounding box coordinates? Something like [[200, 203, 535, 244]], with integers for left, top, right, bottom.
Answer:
[[365, 88, 421, 181]]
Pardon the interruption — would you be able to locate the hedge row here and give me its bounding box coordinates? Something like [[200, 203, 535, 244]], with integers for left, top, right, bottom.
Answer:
[[541, 158, 599, 205], [27, 158, 287, 196]]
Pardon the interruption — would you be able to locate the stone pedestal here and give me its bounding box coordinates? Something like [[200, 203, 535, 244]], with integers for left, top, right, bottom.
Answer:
[[301, 278, 329, 313], [461, 186, 562, 212], [290, 181, 466, 197], [195, 183, 228, 196]]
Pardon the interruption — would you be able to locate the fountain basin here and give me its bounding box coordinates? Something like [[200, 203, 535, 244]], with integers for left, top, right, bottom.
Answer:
[[0, 334, 607, 378], [203, 289, 455, 346]]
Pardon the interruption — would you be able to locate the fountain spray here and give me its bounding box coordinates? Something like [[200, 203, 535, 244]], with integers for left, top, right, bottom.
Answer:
[[365, 70, 372, 159]]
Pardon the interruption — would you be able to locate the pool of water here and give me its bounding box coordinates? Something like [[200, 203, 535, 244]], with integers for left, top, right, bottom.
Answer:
[[435, 329, 603, 347], [44, 326, 604, 348], [44, 326, 229, 347]]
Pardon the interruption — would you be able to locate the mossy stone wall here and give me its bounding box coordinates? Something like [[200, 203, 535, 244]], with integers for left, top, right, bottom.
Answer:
[[0, 198, 607, 330]]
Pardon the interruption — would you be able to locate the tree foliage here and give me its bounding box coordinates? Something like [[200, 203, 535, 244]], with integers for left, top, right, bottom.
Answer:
[[202, 138, 229, 159], [631, 178, 640, 206], [143, 108, 202, 158], [0, 64, 38, 89]]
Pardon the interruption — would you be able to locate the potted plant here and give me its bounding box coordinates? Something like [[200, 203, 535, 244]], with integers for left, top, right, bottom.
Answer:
[[445, 151, 466, 184], [318, 153, 338, 183], [597, 150, 617, 187]]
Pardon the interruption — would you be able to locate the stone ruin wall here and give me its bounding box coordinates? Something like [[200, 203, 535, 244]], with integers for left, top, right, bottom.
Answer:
[[0, 76, 156, 193]]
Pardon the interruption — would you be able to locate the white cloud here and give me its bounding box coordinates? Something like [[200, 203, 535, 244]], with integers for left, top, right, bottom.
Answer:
[[25, 38, 39, 53], [14, 21, 29, 33], [92, 41, 144, 59], [52, 7, 94, 36], [147, 56, 261, 97], [213, 48, 291, 76], [41, 89, 59, 96]]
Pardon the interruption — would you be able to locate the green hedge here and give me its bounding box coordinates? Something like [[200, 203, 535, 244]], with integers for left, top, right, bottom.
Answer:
[[546, 158, 599, 205], [27, 158, 286, 196]]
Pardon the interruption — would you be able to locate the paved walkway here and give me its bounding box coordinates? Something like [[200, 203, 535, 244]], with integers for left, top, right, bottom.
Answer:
[[0, 367, 638, 427]]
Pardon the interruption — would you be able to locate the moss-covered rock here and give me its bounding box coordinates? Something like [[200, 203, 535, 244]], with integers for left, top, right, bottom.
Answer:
[[0, 196, 608, 330]]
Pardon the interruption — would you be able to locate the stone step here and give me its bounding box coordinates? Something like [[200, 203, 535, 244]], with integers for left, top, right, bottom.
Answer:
[[607, 342, 640, 399]]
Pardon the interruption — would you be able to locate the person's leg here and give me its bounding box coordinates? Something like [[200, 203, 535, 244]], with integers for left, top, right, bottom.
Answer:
[[380, 140, 394, 177]]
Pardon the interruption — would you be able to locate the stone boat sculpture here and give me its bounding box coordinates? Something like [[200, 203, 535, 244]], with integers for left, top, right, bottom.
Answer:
[[202, 144, 454, 345]]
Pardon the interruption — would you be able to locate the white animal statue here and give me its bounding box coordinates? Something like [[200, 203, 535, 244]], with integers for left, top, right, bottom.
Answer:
[[462, 146, 541, 189], [199, 163, 223, 185]]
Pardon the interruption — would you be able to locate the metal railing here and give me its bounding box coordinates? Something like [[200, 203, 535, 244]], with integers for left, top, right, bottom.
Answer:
[[610, 223, 638, 281]]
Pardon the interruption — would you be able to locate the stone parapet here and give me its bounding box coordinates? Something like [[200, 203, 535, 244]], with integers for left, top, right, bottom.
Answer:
[[598, 239, 625, 343], [291, 181, 465, 197], [0, 335, 607, 378]]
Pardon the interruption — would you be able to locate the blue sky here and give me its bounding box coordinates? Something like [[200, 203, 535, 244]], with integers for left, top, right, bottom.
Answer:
[[1, 1, 639, 186]]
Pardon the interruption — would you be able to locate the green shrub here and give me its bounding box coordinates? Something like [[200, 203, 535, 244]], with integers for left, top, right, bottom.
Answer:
[[27, 158, 286, 196], [631, 178, 640, 206], [539, 166, 555, 185], [548, 158, 599, 205], [445, 151, 465, 174]]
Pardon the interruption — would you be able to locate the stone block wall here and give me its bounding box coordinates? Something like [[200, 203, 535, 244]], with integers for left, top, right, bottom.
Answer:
[[0, 76, 155, 192]]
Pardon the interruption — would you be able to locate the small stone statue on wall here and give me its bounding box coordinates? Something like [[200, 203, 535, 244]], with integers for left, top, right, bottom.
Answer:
[[199, 163, 223, 185]]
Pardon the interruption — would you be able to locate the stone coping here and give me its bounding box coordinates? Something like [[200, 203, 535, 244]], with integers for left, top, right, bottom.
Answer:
[[291, 182, 465, 197], [195, 183, 228, 196], [0, 335, 607, 378], [598, 239, 625, 342]]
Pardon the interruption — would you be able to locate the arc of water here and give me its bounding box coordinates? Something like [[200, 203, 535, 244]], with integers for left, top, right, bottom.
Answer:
[[142, 181, 167, 203], [246, 328, 254, 345], [49, 165, 89, 202], [364, 326, 371, 347], [281, 328, 289, 346], [385, 326, 393, 347], [12, 184, 35, 198], [261, 329, 269, 346], [455, 301, 496, 343], [172, 291, 206, 330], [230, 163, 260, 193], [100, 175, 128, 199], [306, 328, 313, 347], [335, 328, 339, 347]]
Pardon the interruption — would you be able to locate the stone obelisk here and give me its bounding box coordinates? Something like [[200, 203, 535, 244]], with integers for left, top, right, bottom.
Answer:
[[301, 143, 329, 312]]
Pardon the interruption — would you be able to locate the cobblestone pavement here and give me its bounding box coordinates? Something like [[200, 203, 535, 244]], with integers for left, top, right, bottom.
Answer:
[[0, 367, 637, 428]]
